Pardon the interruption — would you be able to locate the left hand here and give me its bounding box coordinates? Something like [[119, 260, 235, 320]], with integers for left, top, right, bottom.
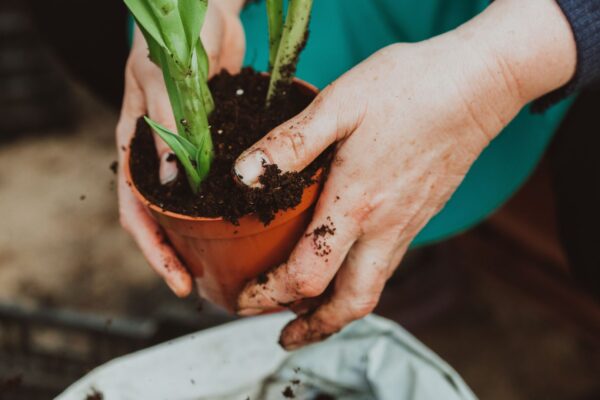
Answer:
[[234, 0, 576, 349], [116, 0, 246, 297]]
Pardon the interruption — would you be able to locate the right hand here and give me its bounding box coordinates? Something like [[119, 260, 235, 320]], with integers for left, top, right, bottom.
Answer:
[[116, 0, 246, 297]]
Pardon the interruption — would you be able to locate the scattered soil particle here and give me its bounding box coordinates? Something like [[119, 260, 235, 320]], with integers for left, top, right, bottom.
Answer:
[[283, 386, 295, 398], [109, 160, 118, 174], [85, 388, 103, 400], [80, 195, 86, 201], [166, 153, 176, 162], [130, 68, 332, 225], [291, 379, 300, 385]]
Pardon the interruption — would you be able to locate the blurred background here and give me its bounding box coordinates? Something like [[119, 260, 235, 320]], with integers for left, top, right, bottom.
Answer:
[[0, 0, 599, 399]]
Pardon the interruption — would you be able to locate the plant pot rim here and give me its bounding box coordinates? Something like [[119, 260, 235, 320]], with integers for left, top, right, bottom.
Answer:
[[125, 156, 323, 223], [124, 75, 322, 234]]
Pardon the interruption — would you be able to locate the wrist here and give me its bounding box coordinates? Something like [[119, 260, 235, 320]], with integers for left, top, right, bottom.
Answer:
[[461, 0, 576, 105], [217, 0, 246, 15]]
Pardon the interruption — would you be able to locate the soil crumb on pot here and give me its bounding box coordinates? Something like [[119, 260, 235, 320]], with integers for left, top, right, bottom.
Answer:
[[130, 68, 331, 225]]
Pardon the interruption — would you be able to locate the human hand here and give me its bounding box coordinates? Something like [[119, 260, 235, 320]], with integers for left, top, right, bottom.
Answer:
[[235, 0, 576, 349], [116, 0, 246, 297]]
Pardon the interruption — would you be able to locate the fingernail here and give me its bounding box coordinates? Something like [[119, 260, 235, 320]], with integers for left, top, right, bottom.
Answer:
[[166, 274, 191, 298], [234, 150, 269, 187], [237, 308, 264, 316], [160, 153, 178, 184], [279, 334, 306, 351], [166, 279, 182, 296]]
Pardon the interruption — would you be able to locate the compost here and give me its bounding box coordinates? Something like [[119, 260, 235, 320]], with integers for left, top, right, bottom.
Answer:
[[130, 68, 331, 225]]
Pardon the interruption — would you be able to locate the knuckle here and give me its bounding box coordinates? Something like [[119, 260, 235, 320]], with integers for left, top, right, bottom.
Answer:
[[291, 272, 327, 298], [347, 295, 378, 318], [348, 194, 382, 225], [277, 129, 307, 163], [124, 56, 137, 76]]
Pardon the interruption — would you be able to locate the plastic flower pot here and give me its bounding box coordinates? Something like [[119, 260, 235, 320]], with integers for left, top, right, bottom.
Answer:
[[125, 78, 322, 312]]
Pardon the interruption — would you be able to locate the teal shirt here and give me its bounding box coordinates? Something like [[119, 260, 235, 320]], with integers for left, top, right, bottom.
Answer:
[[241, 0, 574, 246]]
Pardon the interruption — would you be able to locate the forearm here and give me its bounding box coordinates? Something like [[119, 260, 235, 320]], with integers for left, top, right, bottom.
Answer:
[[429, 0, 577, 141], [468, 0, 577, 102]]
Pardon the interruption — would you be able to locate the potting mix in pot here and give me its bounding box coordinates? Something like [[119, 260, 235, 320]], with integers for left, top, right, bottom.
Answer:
[[123, 0, 330, 309]]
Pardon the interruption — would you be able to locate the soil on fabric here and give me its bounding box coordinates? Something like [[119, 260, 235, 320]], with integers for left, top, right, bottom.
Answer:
[[130, 68, 331, 225], [282, 385, 295, 398], [84, 388, 103, 400]]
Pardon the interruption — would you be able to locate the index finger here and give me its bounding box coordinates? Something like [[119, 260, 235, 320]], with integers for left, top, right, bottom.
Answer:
[[237, 170, 362, 313]]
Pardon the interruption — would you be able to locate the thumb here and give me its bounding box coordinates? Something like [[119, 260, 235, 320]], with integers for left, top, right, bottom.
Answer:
[[234, 88, 347, 187], [145, 80, 179, 185]]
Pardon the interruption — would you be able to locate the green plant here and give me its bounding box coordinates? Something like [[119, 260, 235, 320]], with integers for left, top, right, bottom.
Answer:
[[124, 0, 214, 193], [124, 0, 314, 193], [266, 0, 314, 104]]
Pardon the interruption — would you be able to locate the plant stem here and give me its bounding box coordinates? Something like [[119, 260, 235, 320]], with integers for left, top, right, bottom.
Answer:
[[167, 56, 213, 156], [266, 0, 284, 71], [267, 0, 313, 104]]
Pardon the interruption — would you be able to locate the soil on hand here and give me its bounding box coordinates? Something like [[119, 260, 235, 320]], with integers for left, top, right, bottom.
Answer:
[[130, 68, 331, 225]]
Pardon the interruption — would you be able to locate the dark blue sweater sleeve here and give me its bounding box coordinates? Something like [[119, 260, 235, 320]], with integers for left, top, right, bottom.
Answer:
[[533, 0, 600, 112]]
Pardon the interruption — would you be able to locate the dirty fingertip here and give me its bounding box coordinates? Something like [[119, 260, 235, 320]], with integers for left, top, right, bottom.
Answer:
[[279, 317, 310, 351], [166, 272, 193, 298], [159, 152, 178, 185], [237, 307, 264, 317], [233, 149, 268, 187]]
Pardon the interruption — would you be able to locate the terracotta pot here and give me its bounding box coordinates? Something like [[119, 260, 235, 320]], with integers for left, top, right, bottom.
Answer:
[[125, 79, 321, 312]]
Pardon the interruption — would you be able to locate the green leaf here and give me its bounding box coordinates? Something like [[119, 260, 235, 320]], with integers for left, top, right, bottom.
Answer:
[[267, 0, 314, 103], [266, 0, 284, 70], [144, 116, 202, 192], [123, 0, 215, 193], [195, 146, 211, 182], [179, 0, 208, 54], [143, 27, 164, 68], [147, 0, 189, 67], [193, 41, 214, 113], [124, 0, 167, 50], [157, 51, 187, 136]]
